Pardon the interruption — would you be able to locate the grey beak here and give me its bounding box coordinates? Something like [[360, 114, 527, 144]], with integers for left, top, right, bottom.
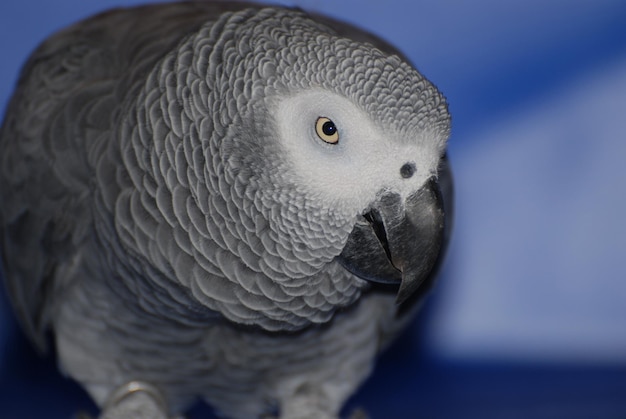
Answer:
[[337, 178, 446, 305]]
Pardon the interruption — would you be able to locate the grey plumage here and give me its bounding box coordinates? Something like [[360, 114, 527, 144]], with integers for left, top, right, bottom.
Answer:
[[0, 2, 452, 418]]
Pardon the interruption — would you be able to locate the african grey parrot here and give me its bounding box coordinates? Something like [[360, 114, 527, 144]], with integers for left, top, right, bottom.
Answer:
[[0, 2, 452, 418]]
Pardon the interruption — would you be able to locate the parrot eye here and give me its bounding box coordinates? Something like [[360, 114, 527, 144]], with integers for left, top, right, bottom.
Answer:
[[315, 117, 339, 144]]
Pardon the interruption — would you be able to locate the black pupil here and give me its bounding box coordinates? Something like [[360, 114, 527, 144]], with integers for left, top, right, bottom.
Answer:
[[322, 121, 336, 136]]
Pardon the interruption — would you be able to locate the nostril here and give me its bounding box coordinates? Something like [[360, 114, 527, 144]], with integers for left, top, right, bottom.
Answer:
[[400, 162, 416, 179]]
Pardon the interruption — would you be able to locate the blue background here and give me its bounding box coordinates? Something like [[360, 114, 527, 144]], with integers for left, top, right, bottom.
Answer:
[[2, 1, 626, 418]]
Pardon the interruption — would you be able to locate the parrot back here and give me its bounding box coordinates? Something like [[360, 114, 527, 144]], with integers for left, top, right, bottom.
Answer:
[[0, 2, 261, 350]]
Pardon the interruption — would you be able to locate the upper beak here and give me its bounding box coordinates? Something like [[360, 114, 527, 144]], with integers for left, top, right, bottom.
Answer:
[[337, 177, 446, 305]]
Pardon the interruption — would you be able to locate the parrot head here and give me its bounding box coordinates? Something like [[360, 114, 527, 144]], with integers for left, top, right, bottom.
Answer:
[[223, 9, 451, 303]]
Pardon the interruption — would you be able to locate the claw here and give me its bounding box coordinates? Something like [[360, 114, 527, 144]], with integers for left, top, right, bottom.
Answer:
[[99, 381, 170, 419], [349, 407, 369, 419]]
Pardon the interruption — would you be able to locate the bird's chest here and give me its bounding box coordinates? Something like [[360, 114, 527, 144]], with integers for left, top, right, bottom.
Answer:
[[53, 274, 404, 414]]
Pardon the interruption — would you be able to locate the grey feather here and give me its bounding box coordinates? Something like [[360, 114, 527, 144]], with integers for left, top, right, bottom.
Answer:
[[0, 2, 451, 418]]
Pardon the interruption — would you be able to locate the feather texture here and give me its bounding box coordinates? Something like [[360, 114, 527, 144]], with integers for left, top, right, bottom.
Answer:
[[0, 3, 451, 418]]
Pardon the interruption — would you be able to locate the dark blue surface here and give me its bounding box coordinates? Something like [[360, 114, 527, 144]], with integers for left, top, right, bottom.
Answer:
[[2, 1, 626, 418]]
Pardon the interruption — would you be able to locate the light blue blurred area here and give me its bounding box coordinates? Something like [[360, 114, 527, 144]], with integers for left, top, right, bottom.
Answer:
[[1, 0, 626, 417], [427, 55, 626, 363]]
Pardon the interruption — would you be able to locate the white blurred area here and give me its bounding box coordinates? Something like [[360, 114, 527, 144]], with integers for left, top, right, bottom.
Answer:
[[426, 55, 626, 364]]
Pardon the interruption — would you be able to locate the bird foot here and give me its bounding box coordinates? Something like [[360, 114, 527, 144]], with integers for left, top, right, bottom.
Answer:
[[95, 381, 174, 419], [348, 407, 369, 419]]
